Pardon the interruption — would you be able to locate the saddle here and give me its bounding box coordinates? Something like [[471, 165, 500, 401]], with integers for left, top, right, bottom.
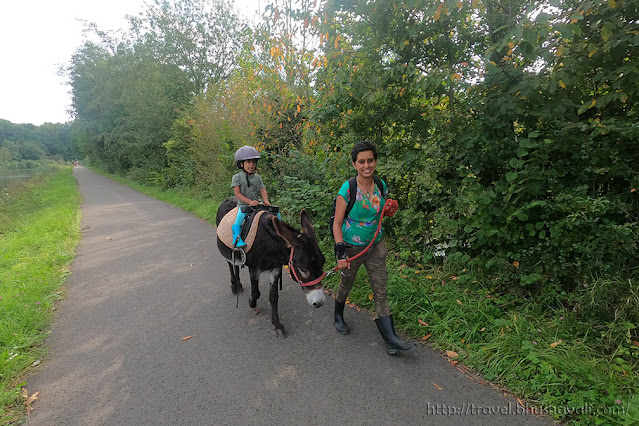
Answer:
[[217, 205, 280, 252]]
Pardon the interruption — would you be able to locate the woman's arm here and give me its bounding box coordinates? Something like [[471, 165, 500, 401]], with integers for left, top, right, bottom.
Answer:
[[333, 195, 349, 269]]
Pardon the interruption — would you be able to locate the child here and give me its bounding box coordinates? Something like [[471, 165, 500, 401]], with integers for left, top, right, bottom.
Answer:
[[231, 145, 271, 247]]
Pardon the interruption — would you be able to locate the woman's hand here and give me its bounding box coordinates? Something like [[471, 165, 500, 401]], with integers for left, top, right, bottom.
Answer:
[[337, 258, 350, 269]]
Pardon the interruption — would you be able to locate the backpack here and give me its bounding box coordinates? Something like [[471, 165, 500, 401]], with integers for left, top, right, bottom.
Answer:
[[329, 176, 385, 239]]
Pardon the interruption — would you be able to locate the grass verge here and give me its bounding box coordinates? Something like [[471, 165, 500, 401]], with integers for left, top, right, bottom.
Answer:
[[0, 166, 81, 423], [88, 168, 639, 425]]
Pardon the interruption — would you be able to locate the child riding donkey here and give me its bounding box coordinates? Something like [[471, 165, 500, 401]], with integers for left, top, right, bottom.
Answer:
[[231, 145, 278, 249]]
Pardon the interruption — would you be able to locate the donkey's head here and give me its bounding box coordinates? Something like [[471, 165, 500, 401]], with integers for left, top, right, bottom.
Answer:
[[273, 210, 327, 308]]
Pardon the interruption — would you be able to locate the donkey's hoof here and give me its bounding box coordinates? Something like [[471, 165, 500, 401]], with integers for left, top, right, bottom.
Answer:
[[275, 328, 287, 338], [249, 298, 257, 309], [237, 283, 244, 293]]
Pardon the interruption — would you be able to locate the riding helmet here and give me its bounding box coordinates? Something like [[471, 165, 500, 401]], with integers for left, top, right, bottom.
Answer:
[[234, 145, 261, 169]]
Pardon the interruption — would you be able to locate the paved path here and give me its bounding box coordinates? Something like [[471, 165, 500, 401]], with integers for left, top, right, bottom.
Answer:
[[27, 168, 550, 425]]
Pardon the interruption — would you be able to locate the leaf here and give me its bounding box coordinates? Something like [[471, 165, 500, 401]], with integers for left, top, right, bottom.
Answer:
[[451, 360, 459, 366], [446, 350, 459, 358], [558, 80, 566, 88], [601, 24, 613, 41], [423, 334, 432, 340], [550, 339, 563, 348], [433, 383, 443, 390], [368, 293, 373, 300], [418, 319, 429, 326], [182, 336, 194, 341]]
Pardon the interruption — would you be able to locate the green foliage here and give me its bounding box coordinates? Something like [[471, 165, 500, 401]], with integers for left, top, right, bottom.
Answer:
[[0, 119, 77, 163]]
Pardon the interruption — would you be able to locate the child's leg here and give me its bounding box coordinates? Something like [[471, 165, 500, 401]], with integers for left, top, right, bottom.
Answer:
[[232, 209, 247, 247]]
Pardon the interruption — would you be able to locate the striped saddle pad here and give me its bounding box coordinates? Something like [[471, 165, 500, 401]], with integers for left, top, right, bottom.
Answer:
[[217, 207, 268, 252]]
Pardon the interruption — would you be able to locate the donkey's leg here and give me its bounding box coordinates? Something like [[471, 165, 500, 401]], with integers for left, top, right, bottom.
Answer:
[[269, 267, 286, 338], [227, 261, 242, 295], [248, 267, 261, 309]]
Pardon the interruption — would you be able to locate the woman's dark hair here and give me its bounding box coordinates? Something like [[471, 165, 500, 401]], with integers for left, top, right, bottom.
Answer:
[[351, 140, 378, 162]]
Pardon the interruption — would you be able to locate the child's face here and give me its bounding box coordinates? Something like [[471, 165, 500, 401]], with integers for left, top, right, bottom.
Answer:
[[243, 159, 258, 173]]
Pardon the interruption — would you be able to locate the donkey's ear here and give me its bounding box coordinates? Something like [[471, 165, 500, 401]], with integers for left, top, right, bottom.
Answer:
[[299, 209, 317, 241], [272, 216, 301, 248]]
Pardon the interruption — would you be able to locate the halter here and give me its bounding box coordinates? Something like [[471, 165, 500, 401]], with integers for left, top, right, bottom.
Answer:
[[288, 245, 327, 287]]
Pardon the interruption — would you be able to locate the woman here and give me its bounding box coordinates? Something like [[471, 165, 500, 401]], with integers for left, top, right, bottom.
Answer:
[[332, 141, 415, 355]]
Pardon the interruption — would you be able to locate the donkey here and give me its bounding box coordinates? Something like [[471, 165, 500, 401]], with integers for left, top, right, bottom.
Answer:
[[216, 198, 326, 337]]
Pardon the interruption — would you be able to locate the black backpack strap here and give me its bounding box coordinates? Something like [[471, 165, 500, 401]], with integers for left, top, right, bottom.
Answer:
[[344, 177, 358, 219]]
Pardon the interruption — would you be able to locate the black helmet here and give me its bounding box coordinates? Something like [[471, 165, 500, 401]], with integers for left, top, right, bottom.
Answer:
[[234, 145, 261, 169]]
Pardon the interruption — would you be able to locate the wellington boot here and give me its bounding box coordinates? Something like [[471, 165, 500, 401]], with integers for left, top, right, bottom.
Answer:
[[375, 316, 416, 355], [232, 224, 246, 247], [334, 300, 350, 335]]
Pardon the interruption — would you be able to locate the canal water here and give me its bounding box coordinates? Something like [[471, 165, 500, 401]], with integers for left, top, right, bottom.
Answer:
[[0, 169, 33, 191]]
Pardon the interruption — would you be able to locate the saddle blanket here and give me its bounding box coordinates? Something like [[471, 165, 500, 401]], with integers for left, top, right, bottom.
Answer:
[[217, 207, 268, 252]]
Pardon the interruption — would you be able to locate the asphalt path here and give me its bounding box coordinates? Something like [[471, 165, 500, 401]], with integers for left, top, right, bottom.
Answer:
[[26, 167, 551, 425]]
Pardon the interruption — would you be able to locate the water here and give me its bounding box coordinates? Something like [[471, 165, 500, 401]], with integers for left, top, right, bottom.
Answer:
[[0, 169, 33, 191]]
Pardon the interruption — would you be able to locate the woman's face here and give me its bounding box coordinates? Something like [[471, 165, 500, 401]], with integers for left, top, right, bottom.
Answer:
[[353, 150, 377, 178]]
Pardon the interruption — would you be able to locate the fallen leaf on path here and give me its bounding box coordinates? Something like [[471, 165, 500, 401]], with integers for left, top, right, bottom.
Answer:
[[23, 390, 39, 413], [433, 383, 443, 391], [422, 334, 431, 341], [446, 350, 459, 358], [418, 319, 428, 326], [182, 336, 194, 341], [550, 340, 563, 348], [451, 360, 459, 366], [253, 309, 260, 315]]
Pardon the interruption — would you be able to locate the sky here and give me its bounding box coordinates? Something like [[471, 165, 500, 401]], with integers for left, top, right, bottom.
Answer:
[[0, 0, 262, 126]]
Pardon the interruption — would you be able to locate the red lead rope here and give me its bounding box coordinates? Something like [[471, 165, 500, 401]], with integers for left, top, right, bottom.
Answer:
[[333, 198, 399, 271], [288, 198, 398, 286]]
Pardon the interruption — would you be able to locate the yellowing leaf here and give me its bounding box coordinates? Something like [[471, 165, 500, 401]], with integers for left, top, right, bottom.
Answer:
[[404, 40, 410, 45], [368, 293, 373, 300], [513, 261, 520, 268], [550, 339, 563, 348], [456, 299, 463, 305], [588, 47, 598, 58], [556, 46, 565, 57], [559, 80, 566, 88], [446, 350, 459, 358]]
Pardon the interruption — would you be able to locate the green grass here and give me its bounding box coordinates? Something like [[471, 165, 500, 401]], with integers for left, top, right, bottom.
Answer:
[[0, 167, 81, 423], [86, 168, 639, 425]]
